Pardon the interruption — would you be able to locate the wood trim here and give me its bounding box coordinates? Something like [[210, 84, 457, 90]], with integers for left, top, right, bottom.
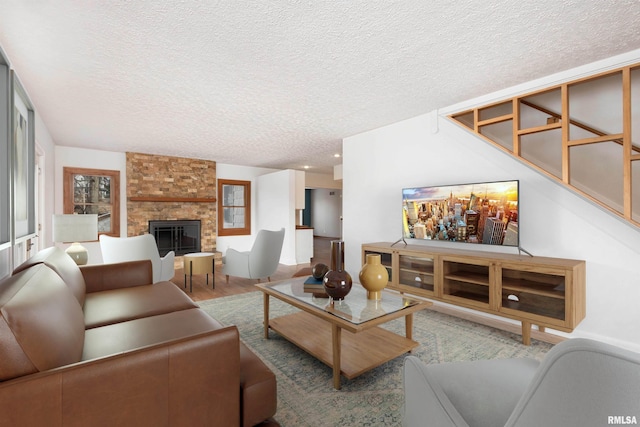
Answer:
[[63, 167, 120, 237], [512, 97, 520, 156], [566, 133, 624, 147], [451, 115, 633, 223], [473, 108, 479, 133], [516, 121, 561, 136], [561, 84, 570, 184], [217, 178, 251, 236], [128, 197, 216, 203], [448, 60, 640, 229], [623, 67, 632, 219], [521, 99, 640, 153], [477, 113, 512, 127]]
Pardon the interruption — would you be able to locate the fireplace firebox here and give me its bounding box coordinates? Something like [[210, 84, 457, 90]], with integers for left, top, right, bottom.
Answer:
[[149, 220, 201, 256]]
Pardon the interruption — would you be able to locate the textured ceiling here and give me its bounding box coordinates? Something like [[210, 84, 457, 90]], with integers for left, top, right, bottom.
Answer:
[[1, 1, 640, 174]]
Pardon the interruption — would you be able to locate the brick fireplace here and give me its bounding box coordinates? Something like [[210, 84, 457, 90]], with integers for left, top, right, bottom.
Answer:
[[126, 152, 217, 252]]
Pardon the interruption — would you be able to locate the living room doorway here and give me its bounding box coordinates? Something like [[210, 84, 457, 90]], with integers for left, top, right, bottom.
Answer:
[[305, 188, 342, 239]]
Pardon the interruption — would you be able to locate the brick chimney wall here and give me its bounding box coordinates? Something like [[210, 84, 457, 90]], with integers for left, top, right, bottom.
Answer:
[[126, 152, 217, 252]]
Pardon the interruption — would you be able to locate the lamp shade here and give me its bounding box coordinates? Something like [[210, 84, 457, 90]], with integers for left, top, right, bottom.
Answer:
[[52, 214, 98, 265], [52, 214, 98, 243]]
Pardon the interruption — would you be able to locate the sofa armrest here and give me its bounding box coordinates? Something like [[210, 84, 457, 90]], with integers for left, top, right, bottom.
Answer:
[[0, 326, 241, 426], [81, 260, 154, 293]]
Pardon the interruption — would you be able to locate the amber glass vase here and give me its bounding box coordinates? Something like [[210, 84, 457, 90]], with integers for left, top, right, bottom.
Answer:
[[323, 240, 352, 300]]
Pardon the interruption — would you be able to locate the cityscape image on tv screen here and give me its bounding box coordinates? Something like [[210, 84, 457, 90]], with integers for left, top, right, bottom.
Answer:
[[402, 180, 519, 247]]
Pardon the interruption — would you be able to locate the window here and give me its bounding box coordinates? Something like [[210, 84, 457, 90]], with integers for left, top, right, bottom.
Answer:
[[217, 179, 251, 236], [63, 167, 120, 236], [12, 72, 36, 241]]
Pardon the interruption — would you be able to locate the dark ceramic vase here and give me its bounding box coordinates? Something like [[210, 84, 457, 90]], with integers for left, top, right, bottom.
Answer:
[[323, 240, 352, 300]]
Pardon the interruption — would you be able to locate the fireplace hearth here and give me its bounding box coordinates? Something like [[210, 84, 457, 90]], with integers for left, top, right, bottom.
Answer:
[[149, 220, 201, 256]]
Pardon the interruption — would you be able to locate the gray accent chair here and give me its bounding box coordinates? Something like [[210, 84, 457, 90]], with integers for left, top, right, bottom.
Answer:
[[403, 338, 640, 427], [222, 228, 285, 283]]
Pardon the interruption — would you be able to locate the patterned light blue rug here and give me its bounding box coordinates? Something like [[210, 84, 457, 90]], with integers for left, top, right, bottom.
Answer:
[[198, 291, 553, 427]]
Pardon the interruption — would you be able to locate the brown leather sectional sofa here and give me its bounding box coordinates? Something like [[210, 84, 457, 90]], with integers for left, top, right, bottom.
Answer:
[[0, 246, 278, 426]]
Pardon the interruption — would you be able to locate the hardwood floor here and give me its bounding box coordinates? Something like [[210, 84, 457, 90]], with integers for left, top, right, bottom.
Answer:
[[173, 236, 335, 302]]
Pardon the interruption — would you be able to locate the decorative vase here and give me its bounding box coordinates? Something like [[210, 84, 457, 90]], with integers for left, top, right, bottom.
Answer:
[[323, 240, 352, 300], [359, 254, 389, 300]]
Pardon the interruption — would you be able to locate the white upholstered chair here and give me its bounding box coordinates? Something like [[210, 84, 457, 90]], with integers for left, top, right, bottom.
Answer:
[[222, 228, 285, 283], [99, 234, 175, 283], [402, 338, 640, 427]]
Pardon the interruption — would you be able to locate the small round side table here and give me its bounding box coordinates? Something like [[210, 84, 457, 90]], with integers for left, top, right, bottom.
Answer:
[[183, 252, 215, 293]]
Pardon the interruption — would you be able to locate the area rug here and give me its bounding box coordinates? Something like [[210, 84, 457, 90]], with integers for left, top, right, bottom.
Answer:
[[197, 291, 553, 427]]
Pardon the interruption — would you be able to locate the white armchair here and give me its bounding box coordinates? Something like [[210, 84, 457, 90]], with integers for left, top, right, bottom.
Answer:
[[402, 338, 640, 427], [99, 234, 175, 283], [222, 228, 285, 283]]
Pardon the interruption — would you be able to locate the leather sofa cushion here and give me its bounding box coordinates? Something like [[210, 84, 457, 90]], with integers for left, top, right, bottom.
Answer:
[[83, 281, 197, 329], [82, 308, 225, 361], [0, 265, 85, 381], [239, 342, 277, 427], [13, 246, 87, 306]]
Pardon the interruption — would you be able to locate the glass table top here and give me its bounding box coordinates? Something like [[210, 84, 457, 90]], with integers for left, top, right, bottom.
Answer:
[[267, 278, 422, 325]]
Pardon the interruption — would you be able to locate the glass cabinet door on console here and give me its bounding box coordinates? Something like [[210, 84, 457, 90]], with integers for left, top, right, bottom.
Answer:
[[499, 265, 568, 327], [441, 257, 492, 309], [397, 253, 435, 296]]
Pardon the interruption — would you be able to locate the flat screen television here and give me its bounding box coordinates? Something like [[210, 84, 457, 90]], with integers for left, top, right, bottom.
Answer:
[[402, 180, 519, 247]]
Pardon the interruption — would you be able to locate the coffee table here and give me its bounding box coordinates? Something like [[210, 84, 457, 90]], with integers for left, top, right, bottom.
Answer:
[[256, 277, 432, 389]]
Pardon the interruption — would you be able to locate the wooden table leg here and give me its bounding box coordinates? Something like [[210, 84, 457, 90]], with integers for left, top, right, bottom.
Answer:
[[405, 313, 414, 340], [332, 324, 342, 390], [263, 293, 270, 339], [405, 313, 415, 352]]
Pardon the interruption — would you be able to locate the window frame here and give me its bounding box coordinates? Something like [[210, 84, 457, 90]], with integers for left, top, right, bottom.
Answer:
[[217, 178, 251, 236], [0, 52, 9, 250], [63, 167, 120, 237]]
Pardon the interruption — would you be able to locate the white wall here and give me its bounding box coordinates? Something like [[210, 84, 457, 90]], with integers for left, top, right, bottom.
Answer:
[[257, 169, 297, 265], [343, 49, 640, 352], [311, 189, 342, 238]]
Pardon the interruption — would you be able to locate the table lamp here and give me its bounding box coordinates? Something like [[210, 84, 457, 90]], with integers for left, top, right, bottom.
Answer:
[[52, 214, 98, 265]]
